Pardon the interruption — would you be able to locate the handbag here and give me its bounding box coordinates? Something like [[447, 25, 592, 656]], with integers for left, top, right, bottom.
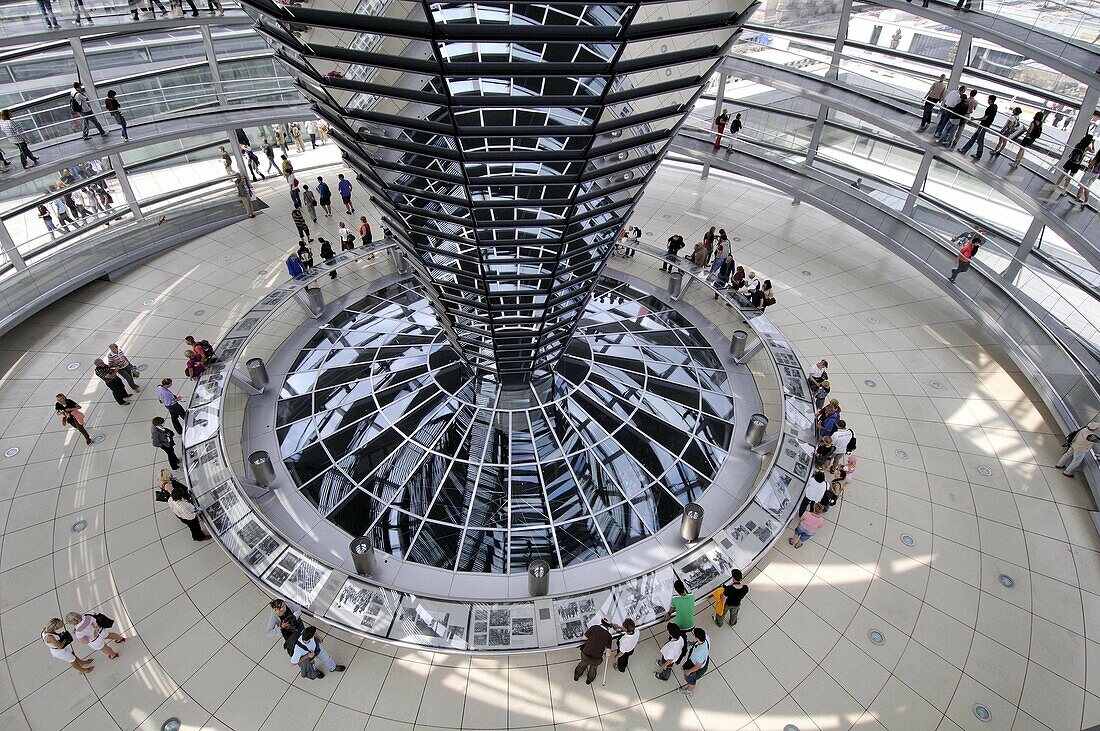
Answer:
[[131, 368, 140, 379], [154, 487, 170, 503], [299, 655, 320, 679], [91, 612, 114, 629], [655, 665, 672, 681], [51, 630, 74, 648]]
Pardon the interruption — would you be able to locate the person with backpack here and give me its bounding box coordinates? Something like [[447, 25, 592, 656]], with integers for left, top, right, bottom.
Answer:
[[713, 108, 730, 149], [654, 623, 687, 681], [1056, 422, 1099, 476], [280, 154, 294, 183], [316, 176, 333, 217], [42, 618, 94, 674], [319, 238, 337, 278], [102, 91, 127, 140], [288, 626, 345, 679], [990, 107, 1023, 159], [184, 335, 215, 364], [604, 617, 638, 672], [679, 628, 710, 696], [713, 569, 748, 627], [1053, 134, 1095, 198], [338, 222, 355, 251], [948, 232, 981, 283], [65, 611, 125, 660], [70, 83, 107, 140], [829, 420, 855, 470], [266, 599, 304, 641], [297, 240, 315, 269]]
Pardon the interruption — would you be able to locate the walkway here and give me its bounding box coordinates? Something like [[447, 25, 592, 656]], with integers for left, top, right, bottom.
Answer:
[[0, 160, 1096, 731]]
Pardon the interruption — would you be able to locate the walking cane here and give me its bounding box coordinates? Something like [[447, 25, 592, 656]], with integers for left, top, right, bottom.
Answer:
[[602, 650, 610, 686]]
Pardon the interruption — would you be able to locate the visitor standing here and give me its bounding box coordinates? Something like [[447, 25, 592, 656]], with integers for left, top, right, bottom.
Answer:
[[661, 233, 685, 271], [266, 599, 304, 640], [679, 628, 710, 696], [919, 74, 946, 131], [958, 95, 998, 160], [724, 113, 743, 153], [713, 108, 730, 149], [319, 238, 337, 278], [37, 0, 61, 27], [94, 358, 132, 405], [358, 216, 372, 247], [606, 618, 638, 672], [573, 619, 614, 685], [65, 612, 125, 660], [305, 120, 317, 148], [167, 484, 210, 541], [654, 623, 687, 681], [713, 569, 748, 627], [234, 174, 255, 218], [289, 626, 346, 679], [790, 503, 825, 548], [799, 470, 828, 516], [42, 619, 93, 674], [302, 184, 318, 222], [1056, 422, 1099, 476], [156, 378, 186, 434], [664, 580, 696, 632], [151, 416, 181, 469], [106, 343, 140, 393], [102, 91, 128, 140], [291, 207, 312, 242]]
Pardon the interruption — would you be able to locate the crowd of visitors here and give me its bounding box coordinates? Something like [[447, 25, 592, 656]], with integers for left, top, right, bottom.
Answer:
[[658, 226, 776, 311]]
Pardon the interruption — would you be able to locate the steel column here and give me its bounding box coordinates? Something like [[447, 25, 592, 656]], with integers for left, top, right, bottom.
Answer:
[[0, 223, 26, 271], [1000, 218, 1044, 282], [108, 154, 144, 221], [903, 150, 936, 216], [1058, 85, 1100, 167], [68, 38, 103, 114], [200, 26, 229, 107]]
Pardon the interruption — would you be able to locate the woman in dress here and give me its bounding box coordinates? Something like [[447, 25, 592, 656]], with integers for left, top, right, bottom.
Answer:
[[42, 618, 94, 674], [65, 612, 125, 660]]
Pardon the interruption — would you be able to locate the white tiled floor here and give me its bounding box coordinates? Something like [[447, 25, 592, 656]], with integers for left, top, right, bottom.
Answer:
[[0, 160, 1096, 730]]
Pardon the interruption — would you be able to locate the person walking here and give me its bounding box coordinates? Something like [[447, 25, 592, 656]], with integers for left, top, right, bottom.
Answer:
[[318, 121, 329, 144], [790, 503, 825, 548], [291, 123, 305, 153], [661, 233, 685, 271], [319, 238, 337, 279], [274, 126, 288, 155], [1010, 112, 1044, 168], [0, 110, 40, 169], [337, 173, 355, 213], [262, 138, 278, 173], [573, 619, 614, 685], [301, 184, 318, 222], [155, 378, 186, 434], [338, 222, 355, 251], [70, 83, 107, 140], [94, 358, 132, 405], [219, 146, 233, 175], [70, 0, 93, 24], [654, 623, 687, 682], [289, 626, 346, 679], [280, 154, 294, 183], [265, 599, 303, 641], [1056, 422, 1099, 476], [55, 394, 92, 445], [937, 89, 973, 148], [918, 74, 947, 131], [1074, 149, 1100, 209], [290, 179, 302, 209], [66, 612, 125, 660], [37, 0, 61, 27], [152, 416, 181, 469], [724, 113, 743, 153], [948, 232, 981, 283], [106, 343, 140, 393], [305, 120, 317, 148], [664, 579, 696, 632], [713, 108, 729, 149], [679, 628, 710, 696], [1053, 134, 1095, 198], [39, 204, 57, 237], [316, 176, 333, 217], [358, 216, 373, 248], [291, 207, 312, 242], [42, 619, 93, 674], [103, 91, 128, 140], [243, 145, 265, 181], [167, 484, 210, 541], [958, 95, 998, 160], [713, 569, 748, 627], [990, 106, 1023, 158]]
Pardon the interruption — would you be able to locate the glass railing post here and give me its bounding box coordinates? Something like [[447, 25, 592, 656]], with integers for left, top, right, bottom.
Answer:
[[903, 150, 934, 216]]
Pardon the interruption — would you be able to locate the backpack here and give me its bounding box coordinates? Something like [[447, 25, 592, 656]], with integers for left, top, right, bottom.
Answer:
[[69, 95, 82, 113], [846, 431, 857, 453]]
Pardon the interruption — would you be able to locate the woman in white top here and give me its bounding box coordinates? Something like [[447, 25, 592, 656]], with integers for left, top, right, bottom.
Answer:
[[167, 485, 211, 542], [66, 612, 125, 659], [42, 618, 94, 674]]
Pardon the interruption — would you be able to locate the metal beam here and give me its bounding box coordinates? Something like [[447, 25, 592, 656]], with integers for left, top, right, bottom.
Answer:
[[1058, 85, 1100, 167], [0, 223, 26, 271], [1001, 218, 1044, 282], [903, 150, 935, 216], [68, 38, 103, 115], [200, 25, 229, 106], [108, 154, 143, 221]]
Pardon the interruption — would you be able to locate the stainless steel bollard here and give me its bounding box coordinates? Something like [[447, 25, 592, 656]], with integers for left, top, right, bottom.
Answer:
[[246, 357, 269, 390], [680, 502, 704, 543], [528, 559, 550, 597], [667, 270, 683, 297], [729, 330, 748, 359], [745, 414, 768, 448], [305, 287, 324, 317], [350, 536, 376, 576], [249, 450, 276, 487]]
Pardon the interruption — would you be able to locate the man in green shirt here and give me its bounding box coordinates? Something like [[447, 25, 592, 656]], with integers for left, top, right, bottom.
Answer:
[[665, 580, 696, 631]]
